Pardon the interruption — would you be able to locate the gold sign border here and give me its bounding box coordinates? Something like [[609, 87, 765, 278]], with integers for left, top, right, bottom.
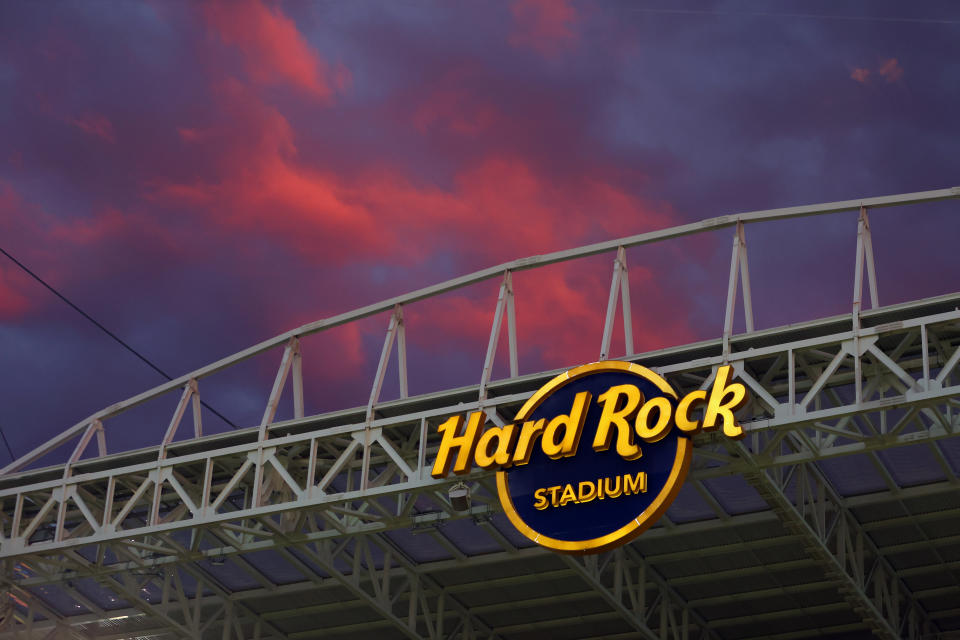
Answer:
[[495, 361, 692, 555]]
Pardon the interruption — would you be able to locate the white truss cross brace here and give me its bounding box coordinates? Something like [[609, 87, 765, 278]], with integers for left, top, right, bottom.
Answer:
[[259, 337, 301, 440], [254, 336, 301, 507], [84, 541, 285, 640], [362, 305, 407, 490], [563, 546, 719, 640], [287, 533, 501, 640], [3, 307, 960, 568], [599, 246, 634, 361], [0, 581, 95, 640], [480, 271, 518, 400], [852, 206, 879, 403], [63, 420, 105, 480], [738, 443, 934, 640], [2, 188, 955, 484], [722, 221, 754, 357], [367, 305, 408, 419], [160, 379, 201, 460], [853, 206, 879, 322]]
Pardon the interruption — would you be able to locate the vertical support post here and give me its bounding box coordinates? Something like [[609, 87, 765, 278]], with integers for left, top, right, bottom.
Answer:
[[102, 475, 115, 529], [254, 338, 296, 507], [600, 246, 634, 361], [94, 420, 106, 457], [396, 306, 408, 399], [64, 419, 104, 478], [53, 487, 67, 543], [190, 379, 202, 438], [862, 208, 879, 310], [620, 249, 634, 357], [480, 271, 516, 399], [852, 206, 880, 316], [788, 349, 796, 414], [161, 385, 194, 460], [363, 306, 404, 490], [738, 222, 754, 333], [366, 307, 402, 422], [505, 273, 519, 378], [259, 339, 297, 439], [921, 324, 930, 390], [852, 207, 878, 404], [292, 337, 304, 419], [221, 600, 233, 640], [722, 221, 754, 358], [417, 417, 428, 480], [201, 457, 212, 516]]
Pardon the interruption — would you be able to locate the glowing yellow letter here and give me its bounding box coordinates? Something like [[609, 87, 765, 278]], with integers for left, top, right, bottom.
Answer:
[[623, 471, 647, 495], [676, 390, 707, 433], [511, 419, 546, 466], [635, 396, 673, 443], [431, 412, 483, 478], [578, 481, 597, 503], [703, 365, 748, 439], [474, 424, 518, 469], [541, 391, 592, 459], [533, 488, 548, 510], [593, 384, 643, 460]]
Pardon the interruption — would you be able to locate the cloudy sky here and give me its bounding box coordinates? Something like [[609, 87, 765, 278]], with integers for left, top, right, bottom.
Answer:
[[1, 0, 959, 466]]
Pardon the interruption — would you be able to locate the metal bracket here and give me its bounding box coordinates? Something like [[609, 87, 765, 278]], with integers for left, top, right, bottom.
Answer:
[[722, 220, 754, 357], [599, 246, 634, 361]]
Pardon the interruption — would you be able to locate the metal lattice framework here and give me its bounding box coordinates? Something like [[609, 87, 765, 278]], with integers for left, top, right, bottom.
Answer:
[[2, 187, 960, 640]]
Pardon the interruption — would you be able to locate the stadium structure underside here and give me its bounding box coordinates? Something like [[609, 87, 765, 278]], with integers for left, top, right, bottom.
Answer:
[[2, 187, 960, 640]]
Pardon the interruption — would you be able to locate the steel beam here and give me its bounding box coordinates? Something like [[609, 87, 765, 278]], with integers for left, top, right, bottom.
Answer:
[[1, 188, 959, 639], [4, 187, 958, 478], [563, 546, 719, 640], [3, 305, 958, 565], [738, 450, 935, 640]]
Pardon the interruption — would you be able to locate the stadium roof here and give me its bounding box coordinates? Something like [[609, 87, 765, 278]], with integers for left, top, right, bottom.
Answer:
[[2, 188, 960, 640]]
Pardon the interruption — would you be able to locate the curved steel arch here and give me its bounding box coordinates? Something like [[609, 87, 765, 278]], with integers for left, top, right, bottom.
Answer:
[[1, 187, 960, 640], [3, 186, 957, 477]]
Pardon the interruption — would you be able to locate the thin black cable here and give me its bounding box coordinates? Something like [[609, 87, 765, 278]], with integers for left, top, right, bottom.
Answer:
[[0, 421, 14, 462], [0, 246, 239, 431]]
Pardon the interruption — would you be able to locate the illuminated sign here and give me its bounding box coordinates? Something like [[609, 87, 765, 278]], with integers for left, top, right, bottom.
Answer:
[[431, 361, 749, 554]]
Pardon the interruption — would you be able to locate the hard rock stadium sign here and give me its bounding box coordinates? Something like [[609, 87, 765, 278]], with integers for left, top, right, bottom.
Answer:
[[432, 361, 750, 554]]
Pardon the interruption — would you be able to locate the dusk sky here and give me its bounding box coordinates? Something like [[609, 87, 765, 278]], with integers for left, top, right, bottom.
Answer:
[[1, 1, 959, 467]]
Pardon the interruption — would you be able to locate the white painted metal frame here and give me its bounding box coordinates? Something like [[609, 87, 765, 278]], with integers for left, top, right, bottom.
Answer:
[[2, 187, 960, 640], [599, 246, 634, 361], [722, 221, 754, 357], [5, 186, 956, 478]]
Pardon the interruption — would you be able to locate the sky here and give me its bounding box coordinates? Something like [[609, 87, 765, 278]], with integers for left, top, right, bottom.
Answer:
[[1, 0, 959, 467]]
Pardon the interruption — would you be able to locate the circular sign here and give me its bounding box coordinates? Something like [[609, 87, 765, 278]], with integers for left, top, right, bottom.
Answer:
[[495, 361, 691, 554]]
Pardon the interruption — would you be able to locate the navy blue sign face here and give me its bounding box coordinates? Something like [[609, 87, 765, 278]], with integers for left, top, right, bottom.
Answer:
[[496, 362, 692, 554]]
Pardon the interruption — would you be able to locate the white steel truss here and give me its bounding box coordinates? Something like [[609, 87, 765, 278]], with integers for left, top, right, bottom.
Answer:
[[2, 187, 960, 639]]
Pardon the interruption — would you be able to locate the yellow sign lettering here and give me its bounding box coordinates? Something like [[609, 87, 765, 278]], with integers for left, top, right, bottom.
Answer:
[[431, 411, 483, 478], [592, 384, 643, 460], [541, 391, 592, 459], [703, 365, 748, 439]]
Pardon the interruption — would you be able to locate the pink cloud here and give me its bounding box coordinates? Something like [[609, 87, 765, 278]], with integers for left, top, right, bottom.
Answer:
[[0, 265, 31, 320], [135, 58, 685, 379], [877, 58, 903, 83], [851, 58, 904, 85], [203, 0, 350, 101], [152, 77, 675, 271], [70, 113, 115, 143], [0, 185, 32, 319], [177, 127, 207, 142], [413, 86, 499, 136], [850, 67, 870, 84], [509, 0, 578, 59]]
